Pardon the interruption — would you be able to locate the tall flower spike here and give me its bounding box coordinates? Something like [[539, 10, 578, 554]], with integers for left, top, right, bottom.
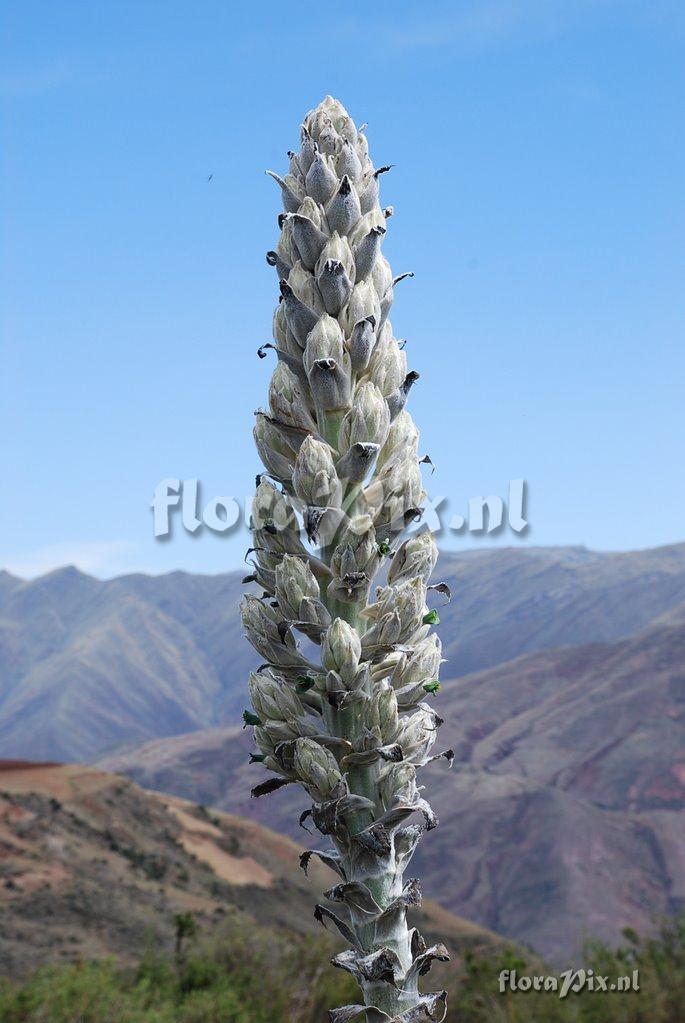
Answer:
[[244, 96, 449, 1023]]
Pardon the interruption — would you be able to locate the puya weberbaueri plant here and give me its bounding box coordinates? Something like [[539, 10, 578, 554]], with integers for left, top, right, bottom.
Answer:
[[241, 96, 453, 1023]]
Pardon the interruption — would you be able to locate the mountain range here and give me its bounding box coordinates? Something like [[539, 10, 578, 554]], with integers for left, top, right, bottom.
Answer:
[[2, 542, 685, 961]]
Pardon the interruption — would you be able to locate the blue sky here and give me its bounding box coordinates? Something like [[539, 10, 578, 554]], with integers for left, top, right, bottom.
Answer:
[[1, 0, 683, 578]]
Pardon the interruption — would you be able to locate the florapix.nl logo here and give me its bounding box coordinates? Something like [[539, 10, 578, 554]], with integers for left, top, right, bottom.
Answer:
[[151, 478, 529, 539]]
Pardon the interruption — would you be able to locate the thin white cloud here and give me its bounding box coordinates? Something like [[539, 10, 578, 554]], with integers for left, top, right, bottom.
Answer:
[[4, 541, 142, 580]]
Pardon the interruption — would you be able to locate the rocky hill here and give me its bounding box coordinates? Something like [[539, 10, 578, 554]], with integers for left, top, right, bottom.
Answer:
[[0, 760, 497, 982]]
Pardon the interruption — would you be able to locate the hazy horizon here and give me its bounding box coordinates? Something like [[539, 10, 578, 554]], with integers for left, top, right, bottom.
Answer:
[[3, 534, 685, 582]]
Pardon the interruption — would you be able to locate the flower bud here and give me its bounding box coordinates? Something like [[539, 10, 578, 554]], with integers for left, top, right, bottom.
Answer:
[[376, 411, 420, 473], [268, 363, 317, 432], [249, 670, 306, 723], [298, 126, 317, 174], [270, 217, 298, 279], [304, 96, 356, 144], [254, 726, 290, 775], [364, 578, 427, 644], [391, 635, 442, 690], [361, 610, 402, 656], [288, 213, 328, 271], [316, 123, 340, 157], [251, 479, 298, 532], [293, 436, 342, 507], [296, 596, 332, 641], [305, 151, 338, 205], [386, 371, 419, 422], [322, 618, 362, 685], [272, 301, 288, 347], [288, 261, 324, 315], [240, 595, 306, 669], [252, 515, 310, 570], [288, 150, 302, 178], [379, 762, 418, 808], [349, 206, 386, 248], [366, 323, 407, 396], [354, 225, 385, 283], [358, 164, 392, 215], [393, 706, 439, 764], [253, 415, 295, 482], [364, 457, 424, 531], [317, 260, 353, 317], [371, 252, 393, 298], [241, 594, 282, 641], [336, 139, 363, 182], [275, 554, 320, 620], [265, 169, 304, 213], [298, 196, 323, 228], [279, 280, 319, 349], [388, 532, 438, 585], [366, 686, 399, 742], [346, 317, 377, 375], [308, 359, 352, 412], [325, 175, 362, 236], [340, 281, 381, 336], [303, 315, 345, 377], [335, 442, 380, 484], [315, 232, 355, 282], [355, 128, 369, 165], [293, 737, 345, 802], [328, 515, 380, 604], [263, 717, 318, 743], [338, 381, 390, 453], [331, 102, 357, 143]]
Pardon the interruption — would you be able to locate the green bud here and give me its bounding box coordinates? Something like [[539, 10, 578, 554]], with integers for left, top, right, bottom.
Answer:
[[295, 675, 315, 693], [423, 610, 440, 626]]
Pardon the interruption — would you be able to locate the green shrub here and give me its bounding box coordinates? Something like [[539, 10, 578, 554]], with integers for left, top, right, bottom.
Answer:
[[0, 914, 682, 1023]]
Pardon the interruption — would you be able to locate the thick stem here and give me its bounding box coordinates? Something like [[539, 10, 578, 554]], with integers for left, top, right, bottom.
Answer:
[[320, 559, 416, 1018], [322, 577, 378, 832]]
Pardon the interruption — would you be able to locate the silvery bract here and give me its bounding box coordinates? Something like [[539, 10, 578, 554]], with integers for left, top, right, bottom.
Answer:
[[242, 96, 451, 1023]]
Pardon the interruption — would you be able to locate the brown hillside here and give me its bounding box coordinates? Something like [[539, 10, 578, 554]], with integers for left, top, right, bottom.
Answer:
[[0, 762, 503, 980]]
